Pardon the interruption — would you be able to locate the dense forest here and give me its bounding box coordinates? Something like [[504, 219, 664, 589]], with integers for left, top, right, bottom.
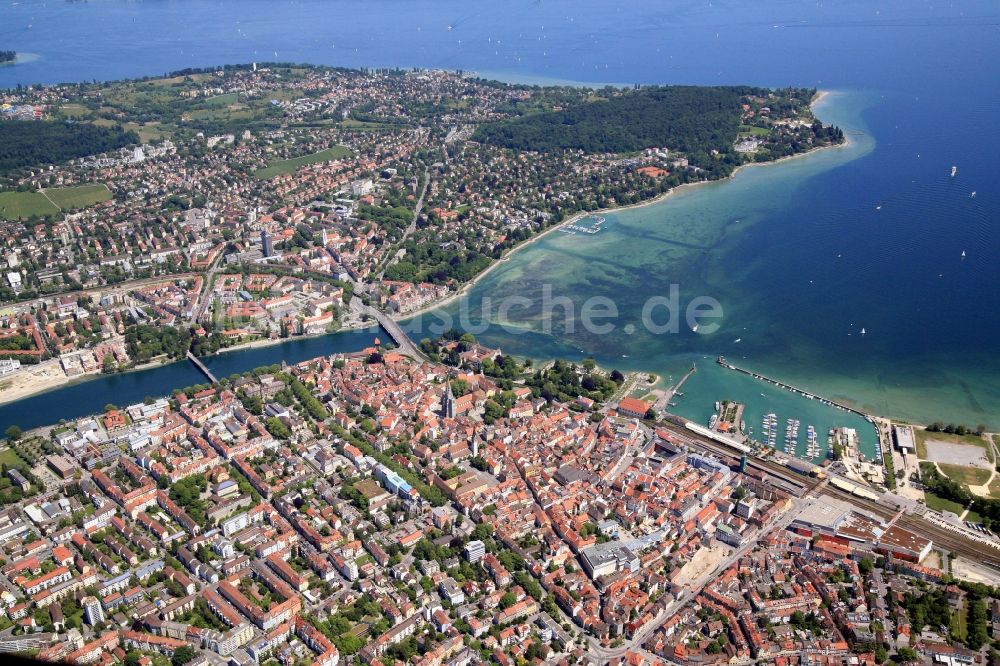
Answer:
[[0, 51, 15, 64], [0, 120, 137, 174], [473, 86, 762, 154]]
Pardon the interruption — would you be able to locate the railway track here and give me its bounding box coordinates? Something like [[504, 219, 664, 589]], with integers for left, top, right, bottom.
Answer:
[[658, 420, 1000, 572]]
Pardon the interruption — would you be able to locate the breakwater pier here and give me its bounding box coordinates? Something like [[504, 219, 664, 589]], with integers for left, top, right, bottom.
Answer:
[[716, 356, 873, 422]]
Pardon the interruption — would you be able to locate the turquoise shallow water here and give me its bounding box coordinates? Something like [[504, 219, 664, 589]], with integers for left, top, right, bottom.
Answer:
[[0, 0, 998, 438], [414, 85, 999, 446], [410, 91, 884, 457]]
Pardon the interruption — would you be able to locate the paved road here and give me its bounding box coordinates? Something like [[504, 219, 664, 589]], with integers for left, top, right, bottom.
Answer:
[[348, 295, 425, 361], [374, 163, 430, 281], [584, 498, 803, 661]]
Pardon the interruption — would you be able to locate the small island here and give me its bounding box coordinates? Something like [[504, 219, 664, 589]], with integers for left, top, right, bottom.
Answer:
[[0, 50, 16, 65]]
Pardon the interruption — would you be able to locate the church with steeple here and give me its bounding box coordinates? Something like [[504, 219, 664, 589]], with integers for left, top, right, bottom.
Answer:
[[441, 381, 457, 419]]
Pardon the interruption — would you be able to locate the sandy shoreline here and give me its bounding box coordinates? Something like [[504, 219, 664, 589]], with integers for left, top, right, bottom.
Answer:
[[0, 319, 381, 407], [0, 354, 173, 407], [401, 90, 848, 323]]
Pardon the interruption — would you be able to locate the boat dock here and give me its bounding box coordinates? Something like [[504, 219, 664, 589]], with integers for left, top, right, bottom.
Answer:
[[716, 355, 885, 461], [560, 215, 606, 235], [716, 356, 872, 421], [187, 351, 219, 384], [655, 363, 696, 412]]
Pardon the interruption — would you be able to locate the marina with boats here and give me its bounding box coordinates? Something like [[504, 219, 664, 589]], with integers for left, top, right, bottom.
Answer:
[[559, 214, 606, 235], [697, 357, 885, 468], [716, 355, 882, 457]]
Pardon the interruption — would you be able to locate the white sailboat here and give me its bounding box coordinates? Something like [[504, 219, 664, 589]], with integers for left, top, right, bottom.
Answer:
[[951, 166, 958, 177], [860, 328, 866, 336]]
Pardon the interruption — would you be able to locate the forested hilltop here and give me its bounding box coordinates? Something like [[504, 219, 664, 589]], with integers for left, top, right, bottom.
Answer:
[[0, 121, 138, 175], [473, 85, 841, 174], [474, 85, 755, 153]]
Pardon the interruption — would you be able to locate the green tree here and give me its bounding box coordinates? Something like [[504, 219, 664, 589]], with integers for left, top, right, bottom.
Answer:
[[171, 646, 196, 666]]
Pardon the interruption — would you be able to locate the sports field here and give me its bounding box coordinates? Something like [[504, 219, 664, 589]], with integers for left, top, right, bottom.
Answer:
[[43, 183, 113, 210], [255, 145, 352, 179]]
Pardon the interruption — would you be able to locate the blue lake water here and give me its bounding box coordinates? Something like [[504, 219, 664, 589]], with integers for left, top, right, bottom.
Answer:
[[1, 0, 998, 436], [0, 327, 384, 433]]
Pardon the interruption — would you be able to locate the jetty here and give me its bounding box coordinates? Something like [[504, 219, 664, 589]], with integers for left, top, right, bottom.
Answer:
[[654, 363, 696, 412], [187, 351, 219, 384], [560, 215, 606, 235], [716, 356, 871, 421]]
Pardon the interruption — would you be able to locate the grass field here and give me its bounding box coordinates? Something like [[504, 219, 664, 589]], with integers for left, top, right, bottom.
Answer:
[[338, 118, 406, 131], [255, 145, 353, 179], [123, 121, 168, 143], [738, 125, 771, 136], [0, 191, 59, 219], [43, 184, 112, 210], [58, 103, 91, 118], [148, 73, 213, 87], [937, 462, 993, 487], [0, 447, 28, 471], [923, 490, 966, 515], [950, 599, 968, 643], [202, 92, 239, 107]]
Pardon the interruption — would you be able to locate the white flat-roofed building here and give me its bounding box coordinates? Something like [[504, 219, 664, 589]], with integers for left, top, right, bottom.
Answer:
[[893, 425, 916, 453]]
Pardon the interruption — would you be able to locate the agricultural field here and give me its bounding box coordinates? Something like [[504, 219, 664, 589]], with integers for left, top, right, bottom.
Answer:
[[0, 191, 59, 219], [122, 121, 170, 142], [57, 103, 92, 118], [255, 145, 353, 179], [42, 183, 113, 210]]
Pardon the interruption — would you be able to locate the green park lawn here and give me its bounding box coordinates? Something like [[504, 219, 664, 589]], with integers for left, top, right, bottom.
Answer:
[[923, 491, 966, 516], [936, 462, 993, 487], [255, 145, 353, 179], [0, 191, 59, 219]]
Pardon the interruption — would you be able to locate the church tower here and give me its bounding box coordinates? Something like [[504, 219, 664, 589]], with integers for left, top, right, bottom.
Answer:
[[442, 381, 456, 419]]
